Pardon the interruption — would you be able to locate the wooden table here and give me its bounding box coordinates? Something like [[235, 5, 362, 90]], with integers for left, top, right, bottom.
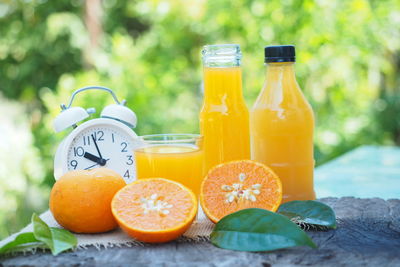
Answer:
[[1, 146, 400, 266]]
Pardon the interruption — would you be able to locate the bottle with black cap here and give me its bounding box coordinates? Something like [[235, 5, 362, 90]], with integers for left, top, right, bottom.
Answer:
[[250, 45, 316, 203]]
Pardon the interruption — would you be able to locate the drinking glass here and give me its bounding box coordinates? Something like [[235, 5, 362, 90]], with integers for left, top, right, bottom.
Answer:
[[134, 134, 204, 196]]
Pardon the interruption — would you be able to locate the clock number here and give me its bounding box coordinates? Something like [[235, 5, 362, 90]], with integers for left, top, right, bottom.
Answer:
[[83, 131, 103, 144], [83, 136, 90, 146], [123, 170, 130, 179], [121, 142, 128, 152], [126, 155, 133, 165], [73, 146, 84, 157], [70, 160, 78, 169], [97, 130, 104, 141], [112, 133, 115, 143]]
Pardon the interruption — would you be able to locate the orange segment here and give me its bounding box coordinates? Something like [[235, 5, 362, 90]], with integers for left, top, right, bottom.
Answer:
[[200, 160, 282, 223], [111, 178, 197, 243]]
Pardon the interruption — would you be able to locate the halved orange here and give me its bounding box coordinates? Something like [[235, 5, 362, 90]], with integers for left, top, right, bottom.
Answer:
[[200, 160, 282, 223], [111, 178, 197, 243]]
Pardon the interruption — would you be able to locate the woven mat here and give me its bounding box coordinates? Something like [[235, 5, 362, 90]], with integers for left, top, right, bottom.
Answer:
[[0, 208, 214, 251]]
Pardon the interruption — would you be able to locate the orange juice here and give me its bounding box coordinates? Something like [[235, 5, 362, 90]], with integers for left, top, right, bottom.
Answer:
[[250, 45, 315, 203], [200, 44, 250, 172], [135, 144, 204, 196]]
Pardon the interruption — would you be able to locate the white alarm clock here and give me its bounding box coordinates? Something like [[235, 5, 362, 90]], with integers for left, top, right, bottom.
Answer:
[[53, 86, 140, 183]]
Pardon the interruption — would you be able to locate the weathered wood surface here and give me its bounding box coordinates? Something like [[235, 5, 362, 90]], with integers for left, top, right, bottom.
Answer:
[[1, 197, 400, 267]]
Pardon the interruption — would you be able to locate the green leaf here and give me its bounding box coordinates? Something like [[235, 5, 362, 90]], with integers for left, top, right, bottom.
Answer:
[[49, 228, 78, 255], [278, 201, 337, 229], [0, 214, 77, 255], [32, 214, 77, 255], [0, 232, 40, 254], [32, 214, 53, 248], [210, 208, 317, 252]]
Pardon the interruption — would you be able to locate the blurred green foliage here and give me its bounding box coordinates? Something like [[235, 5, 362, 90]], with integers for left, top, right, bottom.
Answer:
[[0, 0, 399, 238]]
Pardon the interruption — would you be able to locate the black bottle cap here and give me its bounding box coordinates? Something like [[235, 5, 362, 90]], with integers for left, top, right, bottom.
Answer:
[[264, 45, 295, 63]]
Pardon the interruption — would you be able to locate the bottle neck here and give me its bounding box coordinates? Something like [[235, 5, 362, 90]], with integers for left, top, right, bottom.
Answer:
[[265, 62, 297, 83], [203, 66, 243, 102], [202, 44, 244, 104], [254, 61, 305, 110], [202, 57, 241, 68], [202, 44, 242, 68]]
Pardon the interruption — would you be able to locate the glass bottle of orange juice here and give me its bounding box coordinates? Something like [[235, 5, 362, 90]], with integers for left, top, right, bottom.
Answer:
[[200, 44, 250, 172], [250, 45, 316, 203]]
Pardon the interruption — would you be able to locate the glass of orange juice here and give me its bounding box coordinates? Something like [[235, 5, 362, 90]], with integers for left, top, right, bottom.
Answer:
[[133, 134, 204, 196]]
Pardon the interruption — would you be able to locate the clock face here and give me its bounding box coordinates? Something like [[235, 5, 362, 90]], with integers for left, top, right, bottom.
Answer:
[[66, 124, 137, 183]]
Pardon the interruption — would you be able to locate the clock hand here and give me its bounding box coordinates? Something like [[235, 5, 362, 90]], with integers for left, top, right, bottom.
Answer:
[[83, 152, 100, 162], [84, 159, 110, 170], [91, 134, 103, 159], [84, 163, 99, 170], [83, 152, 107, 166]]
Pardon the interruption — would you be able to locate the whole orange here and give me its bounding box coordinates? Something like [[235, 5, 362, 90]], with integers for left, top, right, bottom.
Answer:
[[50, 168, 126, 233]]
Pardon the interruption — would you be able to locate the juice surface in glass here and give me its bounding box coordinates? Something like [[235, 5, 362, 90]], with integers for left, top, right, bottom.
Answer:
[[134, 136, 204, 196], [200, 44, 250, 172], [250, 45, 315, 203]]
